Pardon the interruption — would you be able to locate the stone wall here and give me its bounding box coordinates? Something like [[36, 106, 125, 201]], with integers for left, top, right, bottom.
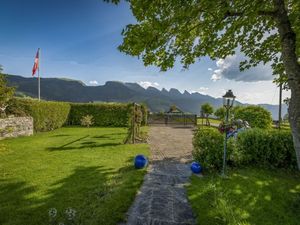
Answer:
[[0, 116, 33, 140]]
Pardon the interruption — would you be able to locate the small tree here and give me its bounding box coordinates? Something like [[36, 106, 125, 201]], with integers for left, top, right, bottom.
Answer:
[[214, 107, 226, 121], [201, 103, 214, 126], [80, 115, 94, 128], [234, 106, 273, 129], [0, 65, 15, 118]]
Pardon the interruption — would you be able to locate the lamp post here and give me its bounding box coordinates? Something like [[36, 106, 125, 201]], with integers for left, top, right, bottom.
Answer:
[[222, 90, 236, 176]]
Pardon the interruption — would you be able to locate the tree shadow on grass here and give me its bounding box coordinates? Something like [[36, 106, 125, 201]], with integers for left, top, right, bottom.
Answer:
[[0, 179, 39, 225], [50, 134, 71, 138], [189, 169, 300, 225], [0, 162, 143, 225], [47, 142, 122, 151]]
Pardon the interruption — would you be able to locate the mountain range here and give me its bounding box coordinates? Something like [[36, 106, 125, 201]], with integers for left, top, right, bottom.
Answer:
[[5, 74, 287, 119]]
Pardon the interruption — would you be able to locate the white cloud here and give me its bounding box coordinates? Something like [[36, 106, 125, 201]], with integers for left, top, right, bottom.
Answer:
[[138, 81, 160, 89], [208, 68, 213, 71], [89, 80, 98, 85], [211, 56, 236, 82], [192, 87, 209, 95], [210, 54, 273, 82]]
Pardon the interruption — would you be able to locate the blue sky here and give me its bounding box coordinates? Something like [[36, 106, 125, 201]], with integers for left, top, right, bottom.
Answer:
[[0, 0, 289, 104]]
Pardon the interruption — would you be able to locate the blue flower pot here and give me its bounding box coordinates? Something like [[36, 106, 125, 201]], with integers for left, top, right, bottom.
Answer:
[[191, 162, 202, 174], [134, 155, 148, 169]]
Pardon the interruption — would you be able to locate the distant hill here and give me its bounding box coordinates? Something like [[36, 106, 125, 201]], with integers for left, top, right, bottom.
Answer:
[[5, 74, 287, 119]]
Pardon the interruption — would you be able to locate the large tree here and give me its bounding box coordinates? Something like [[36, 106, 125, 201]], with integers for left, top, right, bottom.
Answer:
[[106, 0, 300, 170]]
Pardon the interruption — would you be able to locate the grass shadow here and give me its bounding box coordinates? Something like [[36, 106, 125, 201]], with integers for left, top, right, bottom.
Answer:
[[188, 168, 300, 225], [0, 163, 141, 225], [47, 142, 122, 151]]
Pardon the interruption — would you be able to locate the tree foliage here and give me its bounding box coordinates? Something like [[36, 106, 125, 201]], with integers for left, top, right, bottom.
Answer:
[[214, 107, 226, 120], [234, 105, 273, 129], [0, 65, 15, 117], [201, 103, 214, 117], [106, 0, 299, 80]]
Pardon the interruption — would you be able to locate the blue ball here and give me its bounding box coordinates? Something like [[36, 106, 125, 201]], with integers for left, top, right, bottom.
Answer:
[[191, 162, 202, 174], [134, 155, 147, 169]]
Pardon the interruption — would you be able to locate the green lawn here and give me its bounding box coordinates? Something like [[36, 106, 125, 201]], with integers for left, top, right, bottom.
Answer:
[[0, 127, 149, 225], [197, 118, 221, 126], [188, 167, 300, 225]]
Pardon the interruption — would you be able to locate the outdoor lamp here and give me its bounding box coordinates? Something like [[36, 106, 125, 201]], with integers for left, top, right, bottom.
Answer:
[[221, 89, 235, 177], [222, 89, 236, 109]]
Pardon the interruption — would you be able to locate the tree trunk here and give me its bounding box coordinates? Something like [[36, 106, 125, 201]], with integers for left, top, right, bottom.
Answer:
[[274, 0, 300, 170]]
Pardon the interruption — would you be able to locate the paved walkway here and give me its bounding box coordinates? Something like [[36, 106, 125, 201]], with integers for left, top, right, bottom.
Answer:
[[125, 125, 197, 225]]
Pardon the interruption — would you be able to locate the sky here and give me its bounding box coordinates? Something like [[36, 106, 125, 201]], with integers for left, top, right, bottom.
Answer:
[[0, 0, 290, 105]]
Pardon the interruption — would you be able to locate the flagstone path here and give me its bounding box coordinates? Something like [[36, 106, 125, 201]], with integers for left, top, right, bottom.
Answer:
[[124, 125, 197, 225]]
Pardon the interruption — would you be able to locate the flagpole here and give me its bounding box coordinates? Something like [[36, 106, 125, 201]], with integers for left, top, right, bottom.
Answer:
[[38, 48, 40, 101]]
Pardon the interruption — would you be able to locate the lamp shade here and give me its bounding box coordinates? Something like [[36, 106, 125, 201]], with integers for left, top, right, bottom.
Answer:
[[223, 90, 236, 108]]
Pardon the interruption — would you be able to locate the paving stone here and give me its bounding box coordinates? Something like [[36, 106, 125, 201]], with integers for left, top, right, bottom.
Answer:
[[125, 126, 197, 225]]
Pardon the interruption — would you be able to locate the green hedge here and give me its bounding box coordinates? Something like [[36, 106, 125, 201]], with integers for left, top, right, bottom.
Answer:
[[68, 103, 132, 127], [7, 99, 148, 130], [192, 127, 234, 169], [7, 98, 70, 132], [236, 129, 296, 169], [193, 127, 297, 170]]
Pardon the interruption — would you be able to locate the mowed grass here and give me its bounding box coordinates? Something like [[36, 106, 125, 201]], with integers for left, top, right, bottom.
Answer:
[[187, 167, 300, 225], [0, 127, 149, 225], [197, 118, 221, 126]]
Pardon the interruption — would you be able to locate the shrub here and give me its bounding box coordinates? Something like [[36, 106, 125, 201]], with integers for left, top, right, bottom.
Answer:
[[0, 69, 15, 118], [6, 98, 70, 132], [236, 129, 296, 169], [80, 115, 94, 128], [234, 105, 272, 129], [193, 127, 234, 169], [192, 127, 296, 170], [68, 103, 132, 127]]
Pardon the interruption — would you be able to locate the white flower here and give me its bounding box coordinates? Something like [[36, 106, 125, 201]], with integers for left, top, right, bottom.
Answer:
[[48, 208, 57, 218], [65, 207, 76, 220]]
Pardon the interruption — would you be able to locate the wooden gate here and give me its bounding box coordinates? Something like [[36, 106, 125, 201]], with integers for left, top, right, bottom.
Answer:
[[148, 113, 197, 126]]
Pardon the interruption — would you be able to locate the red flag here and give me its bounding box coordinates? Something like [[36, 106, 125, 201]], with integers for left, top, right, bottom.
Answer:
[[32, 48, 39, 76]]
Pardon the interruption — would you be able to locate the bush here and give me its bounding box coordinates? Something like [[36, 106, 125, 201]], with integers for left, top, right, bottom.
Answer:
[[236, 129, 296, 169], [80, 115, 94, 128], [68, 103, 132, 127], [234, 105, 272, 129], [193, 127, 296, 170], [193, 127, 234, 169], [6, 98, 70, 132]]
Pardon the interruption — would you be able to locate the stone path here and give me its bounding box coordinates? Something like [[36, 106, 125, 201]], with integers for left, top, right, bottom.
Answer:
[[124, 125, 197, 225]]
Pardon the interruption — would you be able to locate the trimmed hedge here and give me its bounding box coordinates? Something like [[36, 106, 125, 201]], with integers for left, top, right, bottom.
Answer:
[[193, 127, 297, 170], [68, 103, 132, 127], [7, 99, 148, 130], [192, 127, 234, 169], [236, 128, 296, 169], [7, 98, 70, 132]]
